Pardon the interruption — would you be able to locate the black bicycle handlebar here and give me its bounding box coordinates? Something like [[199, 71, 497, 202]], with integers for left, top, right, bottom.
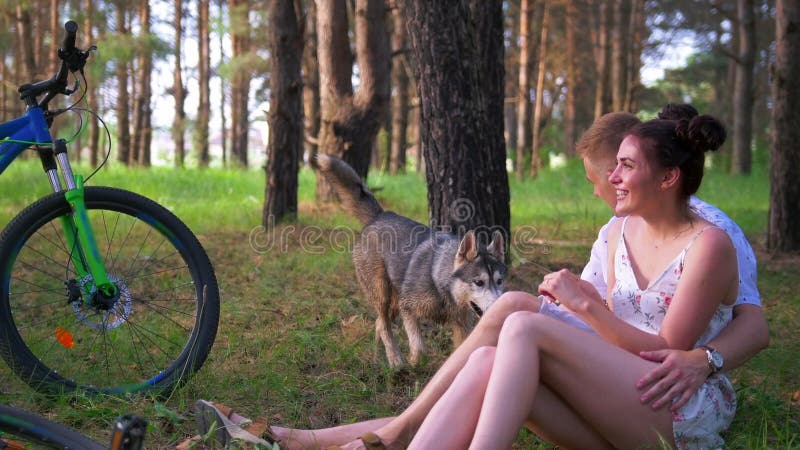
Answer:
[[18, 20, 91, 110]]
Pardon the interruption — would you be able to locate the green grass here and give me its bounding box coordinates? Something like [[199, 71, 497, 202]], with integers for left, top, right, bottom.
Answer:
[[0, 157, 795, 449]]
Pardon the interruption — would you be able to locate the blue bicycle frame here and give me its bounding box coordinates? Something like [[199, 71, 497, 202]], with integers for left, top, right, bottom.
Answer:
[[0, 105, 116, 299]]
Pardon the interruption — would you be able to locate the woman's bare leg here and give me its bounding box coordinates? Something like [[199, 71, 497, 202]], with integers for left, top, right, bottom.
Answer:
[[470, 312, 675, 450], [371, 292, 542, 448], [271, 418, 393, 450], [408, 347, 497, 450]]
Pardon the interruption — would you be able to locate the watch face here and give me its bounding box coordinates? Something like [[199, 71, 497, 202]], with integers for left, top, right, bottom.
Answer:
[[711, 351, 723, 368]]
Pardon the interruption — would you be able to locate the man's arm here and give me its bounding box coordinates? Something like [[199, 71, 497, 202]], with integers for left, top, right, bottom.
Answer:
[[637, 304, 769, 410]]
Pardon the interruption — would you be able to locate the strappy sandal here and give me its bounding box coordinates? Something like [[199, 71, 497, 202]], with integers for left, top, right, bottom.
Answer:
[[195, 399, 278, 448], [325, 431, 386, 450]]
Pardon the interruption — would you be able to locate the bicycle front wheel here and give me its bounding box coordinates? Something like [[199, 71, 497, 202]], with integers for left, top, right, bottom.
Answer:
[[0, 404, 105, 449], [0, 187, 220, 396]]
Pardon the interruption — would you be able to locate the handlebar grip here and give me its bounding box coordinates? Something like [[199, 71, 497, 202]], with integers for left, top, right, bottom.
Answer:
[[62, 20, 78, 52]]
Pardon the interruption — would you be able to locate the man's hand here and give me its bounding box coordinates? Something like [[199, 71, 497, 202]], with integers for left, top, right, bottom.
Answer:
[[636, 348, 711, 411]]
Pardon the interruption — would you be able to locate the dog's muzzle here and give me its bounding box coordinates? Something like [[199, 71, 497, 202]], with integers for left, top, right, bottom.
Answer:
[[470, 301, 483, 318]]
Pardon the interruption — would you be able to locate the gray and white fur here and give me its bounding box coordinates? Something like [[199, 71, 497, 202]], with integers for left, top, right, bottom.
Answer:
[[315, 154, 506, 367]]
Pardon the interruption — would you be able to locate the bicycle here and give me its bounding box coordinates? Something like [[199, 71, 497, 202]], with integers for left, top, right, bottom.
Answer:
[[0, 403, 146, 449], [0, 20, 220, 397]]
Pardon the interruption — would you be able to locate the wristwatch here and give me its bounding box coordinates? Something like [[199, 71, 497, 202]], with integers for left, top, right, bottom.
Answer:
[[700, 345, 724, 375]]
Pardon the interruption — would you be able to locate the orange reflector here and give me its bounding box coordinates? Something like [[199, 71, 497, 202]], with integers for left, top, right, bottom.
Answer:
[[55, 327, 75, 348]]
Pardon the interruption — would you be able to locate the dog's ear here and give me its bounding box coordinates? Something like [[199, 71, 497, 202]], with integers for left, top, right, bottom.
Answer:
[[456, 230, 479, 265], [487, 230, 505, 261]]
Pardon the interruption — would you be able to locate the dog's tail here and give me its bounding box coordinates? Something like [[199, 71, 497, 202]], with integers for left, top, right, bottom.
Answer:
[[314, 154, 384, 225]]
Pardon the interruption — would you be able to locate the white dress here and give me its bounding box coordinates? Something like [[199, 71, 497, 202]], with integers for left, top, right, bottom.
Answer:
[[612, 217, 736, 449]]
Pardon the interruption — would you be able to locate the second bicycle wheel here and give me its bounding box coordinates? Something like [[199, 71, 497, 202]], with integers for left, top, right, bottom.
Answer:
[[0, 186, 220, 396]]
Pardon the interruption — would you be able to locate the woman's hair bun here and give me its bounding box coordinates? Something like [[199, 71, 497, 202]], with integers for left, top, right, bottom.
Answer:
[[658, 103, 698, 121], [675, 115, 726, 154]]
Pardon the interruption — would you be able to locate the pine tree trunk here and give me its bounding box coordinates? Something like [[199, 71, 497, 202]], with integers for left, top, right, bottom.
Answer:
[[515, 0, 534, 179], [84, 0, 100, 166], [316, 0, 390, 200], [229, 0, 252, 168], [403, 0, 510, 239], [197, 0, 211, 167], [768, 0, 800, 252], [591, 0, 611, 118], [530, 0, 550, 178], [610, 0, 629, 111], [264, 0, 303, 224], [173, 0, 186, 168], [389, 1, 409, 175], [564, 0, 578, 156], [302, 0, 319, 163], [133, 0, 152, 166], [732, 0, 755, 175], [115, 2, 131, 165]]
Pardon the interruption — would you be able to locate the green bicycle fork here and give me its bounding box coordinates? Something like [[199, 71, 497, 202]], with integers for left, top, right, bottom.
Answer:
[[59, 175, 118, 301]]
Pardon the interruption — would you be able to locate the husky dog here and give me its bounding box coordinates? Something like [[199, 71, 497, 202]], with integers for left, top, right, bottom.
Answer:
[[315, 154, 507, 367]]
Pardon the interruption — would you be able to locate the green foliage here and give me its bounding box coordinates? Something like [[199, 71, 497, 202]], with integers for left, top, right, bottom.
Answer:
[[0, 158, 795, 449]]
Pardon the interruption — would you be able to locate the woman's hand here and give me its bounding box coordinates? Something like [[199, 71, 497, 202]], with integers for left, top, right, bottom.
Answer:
[[636, 348, 711, 411], [538, 269, 603, 312]]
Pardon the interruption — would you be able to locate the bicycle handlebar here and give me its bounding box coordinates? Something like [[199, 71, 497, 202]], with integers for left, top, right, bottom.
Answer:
[[18, 20, 91, 110]]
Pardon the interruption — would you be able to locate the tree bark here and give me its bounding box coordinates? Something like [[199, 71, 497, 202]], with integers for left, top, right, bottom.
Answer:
[[115, 1, 131, 164], [229, 0, 252, 167], [316, 0, 391, 200], [610, 0, 629, 111], [590, 0, 611, 118], [84, 0, 100, 166], [302, 0, 320, 163], [768, 0, 800, 252], [389, 1, 409, 175], [133, 0, 152, 166], [173, 0, 186, 167], [530, 0, 550, 178], [515, 0, 536, 179], [564, 0, 578, 156], [732, 0, 755, 175], [197, 0, 211, 167], [402, 0, 510, 240], [264, 0, 303, 224]]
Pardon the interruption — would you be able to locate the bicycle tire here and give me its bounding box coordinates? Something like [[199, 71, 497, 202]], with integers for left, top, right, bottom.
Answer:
[[0, 186, 220, 396], [0, 404, 105, 449]]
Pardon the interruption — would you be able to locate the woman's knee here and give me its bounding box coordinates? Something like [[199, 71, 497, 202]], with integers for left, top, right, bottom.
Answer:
[[463, 346, 497, 379], [499, 310, 547, 341], [482, 291, 541, 325]]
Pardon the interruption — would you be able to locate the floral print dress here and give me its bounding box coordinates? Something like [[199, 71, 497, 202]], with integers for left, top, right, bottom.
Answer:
[[611, 217, 736, 450]]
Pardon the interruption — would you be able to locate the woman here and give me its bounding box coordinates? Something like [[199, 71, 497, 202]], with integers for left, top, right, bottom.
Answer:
[[407, 114, 738, 449]]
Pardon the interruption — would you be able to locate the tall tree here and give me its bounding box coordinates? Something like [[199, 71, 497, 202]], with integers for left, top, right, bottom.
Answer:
[[302, 0, 320, 163], [769, 0, 800, 252], [402, 0, 510, 239], [610, 0, 629, 111], [564, 0, 578, 155], [732, 0, 756, 175], [315, 0, 391, 199], [388, 0, 410, 175], [264, 0, 303, 224], [590, 0, 611, 117], [173, 0, 186, 167], [530, 0, 550, 177], [229, 0, 253, 167], [196, 0, 211, 167], [132, 0, 152, 166], [84, 0, 101, 166], [515, 0, 538, 179], [114, 1, 131, 164]]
